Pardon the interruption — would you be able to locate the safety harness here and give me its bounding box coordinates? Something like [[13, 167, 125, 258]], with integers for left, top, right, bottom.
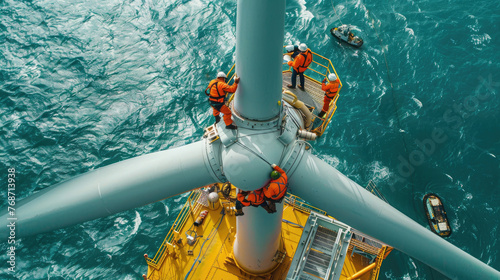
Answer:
[[238, 190, 265, 206], [205, 80, 225, 103], [297, 50, 312, 72], [324, 83, 339, 98], [267, 179, 288, 201]]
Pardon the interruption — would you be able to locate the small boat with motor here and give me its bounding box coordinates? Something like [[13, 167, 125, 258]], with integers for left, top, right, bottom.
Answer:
[[330, 24, 363, 48], [423, 193, 452, 237]]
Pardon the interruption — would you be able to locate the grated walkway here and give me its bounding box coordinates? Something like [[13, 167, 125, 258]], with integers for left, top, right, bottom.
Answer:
[[282, 71, 325, 114]]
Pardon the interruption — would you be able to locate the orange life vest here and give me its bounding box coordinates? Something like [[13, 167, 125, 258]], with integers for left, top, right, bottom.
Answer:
[[297, 49, 313, 72], [205, 80, 225, 103], [322, 80, 339, 98], [265, 179, 287, 201], [237, 190, 265, 206], [263, 166, 288, 201]]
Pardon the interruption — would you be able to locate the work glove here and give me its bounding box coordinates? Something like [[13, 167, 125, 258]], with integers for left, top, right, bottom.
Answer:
[[271, 164, 277, 168]]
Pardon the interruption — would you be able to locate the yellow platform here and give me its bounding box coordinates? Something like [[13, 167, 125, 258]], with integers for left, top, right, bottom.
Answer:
[[144, 185, 392, 280]]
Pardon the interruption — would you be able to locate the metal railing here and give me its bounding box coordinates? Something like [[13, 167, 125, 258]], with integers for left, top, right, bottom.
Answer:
[[312, 92, 339, 136], [349, 228, 390, 259], [370, 246, 392, 280], [145, 189, 202, 269], [145, 188, 392, 277], [365, 180, 388, 203], [283, 50, 342, 88], [284, 193, 327, 215], [225, 48, 342, 121], [225, 65, 237, 104], [282, 49, 343, 136]]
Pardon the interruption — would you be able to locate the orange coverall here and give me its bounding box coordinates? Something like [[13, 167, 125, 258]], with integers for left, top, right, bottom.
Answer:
[[321, 80, 340, 113], [263, 166, 288, 201], [287, 49, 313, 73], [206, 79, 238, 125], [237, 189, 265, 206]]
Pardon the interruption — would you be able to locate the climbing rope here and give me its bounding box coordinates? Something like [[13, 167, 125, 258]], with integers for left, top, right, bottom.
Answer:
[[235, 142, 272, 166], [365, 14, 438, 280], [365, 8, 418, 208], [364, 9, 410, 155], [364, 12, 436, 279], [330, 0, 344, 26]]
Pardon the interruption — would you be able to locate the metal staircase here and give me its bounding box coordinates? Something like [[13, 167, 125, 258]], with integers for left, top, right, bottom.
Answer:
[[287, 212, 352, 280]]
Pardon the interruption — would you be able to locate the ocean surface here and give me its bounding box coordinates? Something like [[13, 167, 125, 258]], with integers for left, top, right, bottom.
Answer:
[[1, 0, 499, 279]]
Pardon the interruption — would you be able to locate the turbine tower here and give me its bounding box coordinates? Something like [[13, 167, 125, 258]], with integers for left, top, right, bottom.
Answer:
[[1, 0, 499, 279]]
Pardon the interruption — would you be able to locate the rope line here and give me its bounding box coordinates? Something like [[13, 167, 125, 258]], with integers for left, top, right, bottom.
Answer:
[[364, 15, 432, 279], [331, 0, 344, 26], [365, 9, 410, 155], [235, 142, 272, 166]]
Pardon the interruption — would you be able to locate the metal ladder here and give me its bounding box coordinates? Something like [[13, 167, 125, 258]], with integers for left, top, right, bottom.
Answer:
[[287, 213, 351, 280], [301, 226, 342, 279]]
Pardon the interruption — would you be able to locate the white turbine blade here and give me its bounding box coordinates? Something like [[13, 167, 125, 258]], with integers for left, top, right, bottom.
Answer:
[[1, 141, 215, 239], [290, 152, 500, 279]]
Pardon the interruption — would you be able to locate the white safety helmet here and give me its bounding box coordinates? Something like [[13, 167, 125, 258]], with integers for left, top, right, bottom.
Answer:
[[217, 71, 227, 79], [285, 45, 295, 52], [298, 43, 307, 51], [328, 73, 337, 81]]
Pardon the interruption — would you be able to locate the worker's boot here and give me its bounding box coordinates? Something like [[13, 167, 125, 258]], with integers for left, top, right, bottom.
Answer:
[[318, 111, 326, 118], [298, 85, 305, 90], [235, 208, 244, 216], [214, 115, 221, 124], [261, 204, 274, 214], [226, 124, 238, 130]]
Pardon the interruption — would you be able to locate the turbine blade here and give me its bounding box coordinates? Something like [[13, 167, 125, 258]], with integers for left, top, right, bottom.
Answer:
[[290, 153, 500, 279], [1, 141, 214, 239]]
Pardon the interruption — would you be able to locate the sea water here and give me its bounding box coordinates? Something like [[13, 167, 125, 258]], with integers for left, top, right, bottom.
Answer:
[[0, 0, 498, 279]]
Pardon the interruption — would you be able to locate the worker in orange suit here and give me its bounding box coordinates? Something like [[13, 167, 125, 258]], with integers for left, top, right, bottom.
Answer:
[[263, 164, 288, 213], [318, 73, 340, 119], [286, 43, 312, 90], [235, 189, 273, 216], [205, 71, 240, 130]]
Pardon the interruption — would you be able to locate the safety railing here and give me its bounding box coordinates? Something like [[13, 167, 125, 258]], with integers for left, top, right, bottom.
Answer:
[[349, 228, 390, 259], [282, 49, 342, 90], [145, 189, 202, 269], [225, 65, 237, 104], [225, 48, 342, 112], [282, 48, 343, 136], [284, 193, 327, 215], [222, 49, 342, 137], [370, 246, 393, 280], [365, 180, 388, 203], [312, 91, 339, 136], [224, 49, 342, 86]]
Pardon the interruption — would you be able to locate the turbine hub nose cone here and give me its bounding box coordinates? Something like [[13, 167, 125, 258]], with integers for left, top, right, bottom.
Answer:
[[220, 132, 285, 190], [222, 146, 271, 190]]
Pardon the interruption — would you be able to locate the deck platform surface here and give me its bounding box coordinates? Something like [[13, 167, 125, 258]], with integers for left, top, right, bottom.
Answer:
[[145, 188, 388, 280], [281, 71, 325, 114]]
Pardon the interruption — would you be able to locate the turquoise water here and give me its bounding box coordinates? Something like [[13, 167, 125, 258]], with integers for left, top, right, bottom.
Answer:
[[1, 0, 499, 279]]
